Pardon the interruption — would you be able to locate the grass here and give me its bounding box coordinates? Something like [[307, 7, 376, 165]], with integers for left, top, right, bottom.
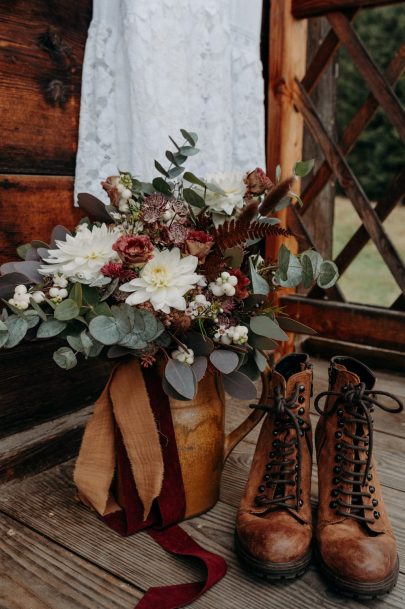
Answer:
[[333, 197, 405, 308]]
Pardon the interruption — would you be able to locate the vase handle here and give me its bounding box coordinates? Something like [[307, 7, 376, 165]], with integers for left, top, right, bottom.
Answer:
[[223, 372, 269, 462]]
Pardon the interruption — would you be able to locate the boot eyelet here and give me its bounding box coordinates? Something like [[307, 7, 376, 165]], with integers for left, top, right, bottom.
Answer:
[[367, 473, 373, 481], [333, 477, 340, 485], [272, 440, 280, 447], [299, 499, 304, 507], [335, 454, 343, 462], [298, 395, 305, 404], [331, 489, 339, 497], [374, 511, 380, 519], [298, 385, 305, 393], [337, 408, 344, 416], [364, 439, 369, 446], [298, 407, 305, 415], [330, 501, 338, 509], [333, 465, 342, 474], [342, 385, 348, 391], [266, 463, 273, 470], [295, 464, 299, 471], [335, 431, 343, 439], [272, 430, 278, 436], [264, 474, 271, 481], [372, 499, 378, 507], [258, 485, 265, 492], [338, 420, 345, 428], [369, 486, 375, 494], [335, 443, 342, 451]]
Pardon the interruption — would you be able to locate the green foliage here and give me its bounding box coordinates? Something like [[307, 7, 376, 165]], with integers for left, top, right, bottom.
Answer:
[[337, 6, 404, 200]]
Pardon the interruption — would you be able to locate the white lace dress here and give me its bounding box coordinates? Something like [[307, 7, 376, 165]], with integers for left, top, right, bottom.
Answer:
[[74, 0, 265, 202]]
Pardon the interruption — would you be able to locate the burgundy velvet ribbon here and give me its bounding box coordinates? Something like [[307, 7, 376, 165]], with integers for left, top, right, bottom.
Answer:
[[101, 365, 227, 609]]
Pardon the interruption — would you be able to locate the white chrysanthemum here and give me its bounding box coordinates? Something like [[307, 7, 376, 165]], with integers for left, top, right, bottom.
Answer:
[[39, 224, 120, 284], [201, 173, 245, 216], [120, 248, 203, 313]]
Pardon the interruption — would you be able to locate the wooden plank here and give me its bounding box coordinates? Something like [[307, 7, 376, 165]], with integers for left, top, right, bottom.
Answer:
[[0, 513, 141, 609], [292, 0, 404, 19], [0, 338, 110, 438], [0, 0, 91, 174], [281, 294, 405, 351], [327, 12, 405, 143], [0, 406, 92, 483], [293, 79, 405, 294], [1, 460, 405, 608], [0, 175, 84, 262], [301, 43, 405, 211], [333, 169, 405, 275]]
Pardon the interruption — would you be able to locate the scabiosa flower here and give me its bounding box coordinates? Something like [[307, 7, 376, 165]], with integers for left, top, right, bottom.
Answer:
[[120, 248, 203, 313], [163, 222, 188, 246], [113, 235, 154, 264], [141, 194, 168, 223], [39, 224, 120, 284]]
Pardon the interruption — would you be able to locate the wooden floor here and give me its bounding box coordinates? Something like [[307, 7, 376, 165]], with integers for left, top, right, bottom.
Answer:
[[0, 358, 404, 609]]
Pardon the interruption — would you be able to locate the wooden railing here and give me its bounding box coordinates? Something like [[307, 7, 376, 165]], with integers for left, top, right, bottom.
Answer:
[[266, 0, 405, 354]]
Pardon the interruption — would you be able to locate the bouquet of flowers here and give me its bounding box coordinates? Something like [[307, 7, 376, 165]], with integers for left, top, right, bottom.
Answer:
[[0, 129, 338, 400]]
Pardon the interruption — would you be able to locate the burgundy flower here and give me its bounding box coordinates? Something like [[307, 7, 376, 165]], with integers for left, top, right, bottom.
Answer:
[[244, 168, 273, 197], [229, 269, 250, 299], [113, 235, 154, 264], [163, 222, 189, 246], [101, 262, 136, 282], [185, 230, 214, 263]]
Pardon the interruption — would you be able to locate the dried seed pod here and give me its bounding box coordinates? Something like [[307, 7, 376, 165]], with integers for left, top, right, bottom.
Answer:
[[258, 176, 296, 216]]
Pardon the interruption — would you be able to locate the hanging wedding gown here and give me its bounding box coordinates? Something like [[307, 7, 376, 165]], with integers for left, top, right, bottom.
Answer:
[[74, 0, 265, 202]]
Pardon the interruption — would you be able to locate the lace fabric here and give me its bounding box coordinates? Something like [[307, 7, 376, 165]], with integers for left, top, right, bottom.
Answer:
[[74, 0, 265, 203]]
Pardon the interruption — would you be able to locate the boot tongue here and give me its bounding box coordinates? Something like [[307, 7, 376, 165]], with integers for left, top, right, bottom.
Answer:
[[331, 356, 375, 390], [275, 352, 310, 382]]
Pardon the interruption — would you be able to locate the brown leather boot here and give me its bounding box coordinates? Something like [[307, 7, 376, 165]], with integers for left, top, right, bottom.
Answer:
[[235, 353, 313, 580], [315, 356, 403, 598]]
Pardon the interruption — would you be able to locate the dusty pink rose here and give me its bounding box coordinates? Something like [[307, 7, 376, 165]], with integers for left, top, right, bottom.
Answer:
[[113, 235, 154, 264], [244, 168, 273, 197], [101, 176, 121, 206], [100, 262, 136, 282], [185, 230, 214, 263]]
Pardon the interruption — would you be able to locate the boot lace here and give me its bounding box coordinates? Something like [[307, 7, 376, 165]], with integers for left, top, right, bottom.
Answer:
[[250, 383, 310, 512], [315, 381, 403, 523]]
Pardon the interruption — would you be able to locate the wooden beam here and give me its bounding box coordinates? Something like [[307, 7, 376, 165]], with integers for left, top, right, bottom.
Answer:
[[327, 12, 405, 142], [334, 169, 405, 275], [281, 294, 405, 351], [292, 0, 404, 19], [301, 42, 405, 211], [293, 79, 405, 295], [265, 0, 307, 261]]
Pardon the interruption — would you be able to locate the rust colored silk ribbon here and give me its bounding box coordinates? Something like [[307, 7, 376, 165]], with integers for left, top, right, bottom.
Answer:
[[75, 362, 227, 609]]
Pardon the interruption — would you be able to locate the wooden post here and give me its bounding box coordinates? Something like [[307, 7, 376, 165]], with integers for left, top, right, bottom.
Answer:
[[265, 0, 307, 355], [266, 0, 307, 260]]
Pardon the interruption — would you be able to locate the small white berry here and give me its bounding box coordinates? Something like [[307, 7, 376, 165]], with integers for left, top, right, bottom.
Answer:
[[31, 291, 45, 304], [49, 287, 60, 298], [14, 285, 28, 296], [58, 288, 68, 299]]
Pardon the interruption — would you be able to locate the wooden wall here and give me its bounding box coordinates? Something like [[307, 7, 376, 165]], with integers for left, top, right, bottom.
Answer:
[[0, 0, 91, 263]]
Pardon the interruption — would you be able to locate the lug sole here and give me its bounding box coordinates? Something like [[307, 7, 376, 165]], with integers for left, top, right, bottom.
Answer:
[[315, 545, 399, 599], [234, 532, 312, 581]]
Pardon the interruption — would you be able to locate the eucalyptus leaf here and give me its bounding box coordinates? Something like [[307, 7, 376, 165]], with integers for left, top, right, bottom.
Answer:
[[168, 166, 185, 179], [80, 331, 94, 357], [77, 193, 113, 223], [53, 347, 77, 370], [192, 356, 208, 381], [180, 129, 197, 146], [183, 188, 205, 208], [0, 261, 42, 284], [317, 260, 339, 289], [100, 277, 119, 302], [274, 252, 303, 288], [51, 225, 71, 247], [154, 160, 169, 178], [277, 316, 317, 335], [152, 177, 172, 196], [89, 315, 122, 345], [250, 316, 288, 341], [302, 250, 323, 280], [4, 316, 28, 348], [24, 313, 40, 329], [67, 334, 84, 352], [278, 244, 291, 281], [107, 345, 136, 359], [221, 371, 257, 400], [161, 376, 190, 401], [17, 243, 31, 260], [249, 332, 278, 351], [248, 258, 269, 296], [301, 253, 315, 289], [293, 159, 315, 177], [37, 319, 67, 338], [182, 331, 214, 356], [239, 357, 261, 382], [69, 283, 83, 307], [254, 349, 268, 372], [54, 299, 80, 321], [209, 349, 239, 374], [180, 146, 199, 156], [165, 359, 197, 400], [0, 273, 31, 299], [81, 284, 99, 307], [0, 327, 8, 348], [183, 172, 206, 189]]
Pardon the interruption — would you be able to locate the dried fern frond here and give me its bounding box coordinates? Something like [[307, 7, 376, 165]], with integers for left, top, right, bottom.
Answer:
[[237, 201, 259, 226], [212, 219, 290, 252], [259, 176, 296, 216]]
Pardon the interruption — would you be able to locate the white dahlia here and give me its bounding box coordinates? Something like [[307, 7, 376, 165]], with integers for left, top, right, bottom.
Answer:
[[39, 224, 120, 284], [201, 173, 245, 216], [120, 248, 203, 313]]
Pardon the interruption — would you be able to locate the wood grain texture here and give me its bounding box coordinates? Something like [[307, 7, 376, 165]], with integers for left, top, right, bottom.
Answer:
[[0, 337, 111, 437], [0, 175, 84, 262], [292, 0, 404, 19], [281, 294, 405, 351], [0, 512, 141, 609], [0, 406, 93, 483], [0, 0, 91, 174]]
